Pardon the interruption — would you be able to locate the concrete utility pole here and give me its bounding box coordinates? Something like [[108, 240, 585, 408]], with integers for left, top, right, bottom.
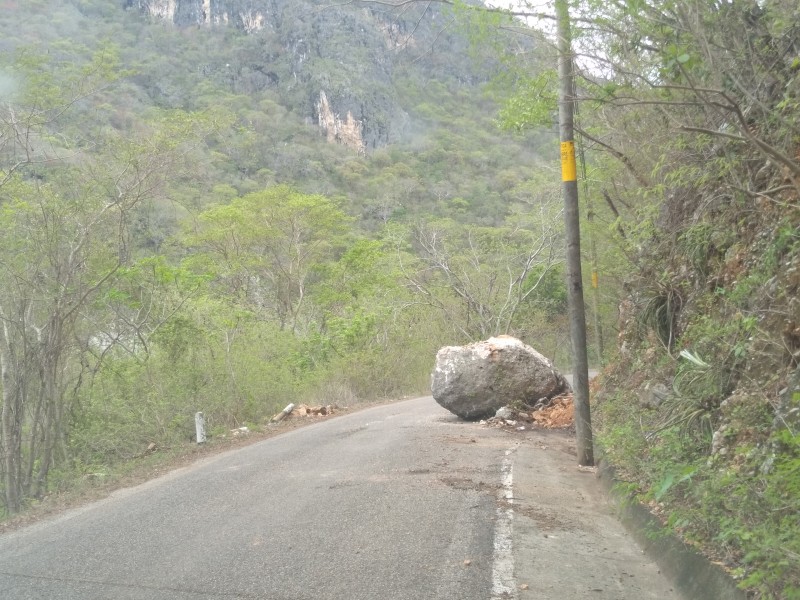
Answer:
[[556, 0, 594, 466]]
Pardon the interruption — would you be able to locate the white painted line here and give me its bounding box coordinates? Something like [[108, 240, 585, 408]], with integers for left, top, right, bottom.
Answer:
[[491, 449, 517, 599]]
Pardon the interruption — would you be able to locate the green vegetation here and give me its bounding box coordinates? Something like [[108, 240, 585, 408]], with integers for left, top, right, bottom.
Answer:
[[526, 1, 800, 597], [0, 0, 579, 519], [483, 0, 800, 594]]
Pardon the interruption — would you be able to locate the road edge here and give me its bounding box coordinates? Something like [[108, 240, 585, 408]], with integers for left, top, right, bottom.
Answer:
[[596, 458, 748, 600], [0, 397, 406, 534]]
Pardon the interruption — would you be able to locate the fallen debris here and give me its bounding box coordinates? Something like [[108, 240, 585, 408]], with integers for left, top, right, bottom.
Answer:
[[270, 403, 335, 424], [530, 395, 574, 429], [291, 404, 334, 417], [481, 394, 575, 430]]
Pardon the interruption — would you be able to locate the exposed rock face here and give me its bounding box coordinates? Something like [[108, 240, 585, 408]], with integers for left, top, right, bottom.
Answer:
[[136, 0, 177, 21], [431, 336, 572, 421], [240, 9, 266, 32], [126, 0, 255, 28], [316, 91, 365, 155]]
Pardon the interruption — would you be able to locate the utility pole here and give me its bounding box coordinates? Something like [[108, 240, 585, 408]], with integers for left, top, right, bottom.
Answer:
[[556, 0, 594, 466]]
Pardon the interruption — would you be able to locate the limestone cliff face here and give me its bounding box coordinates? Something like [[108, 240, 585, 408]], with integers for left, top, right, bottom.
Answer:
[[316, 92, 365, 155], [126, 0, 271, 30], [135, 0, 177, 21]]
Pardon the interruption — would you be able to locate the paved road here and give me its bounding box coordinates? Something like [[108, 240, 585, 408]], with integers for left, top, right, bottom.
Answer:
[[0, 397, 680, 600]]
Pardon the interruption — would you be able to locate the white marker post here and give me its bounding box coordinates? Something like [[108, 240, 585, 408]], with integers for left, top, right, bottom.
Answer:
[[195, 411, 207, 444]]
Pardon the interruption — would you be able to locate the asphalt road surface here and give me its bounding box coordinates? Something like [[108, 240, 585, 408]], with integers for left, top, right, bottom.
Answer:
[[0, 397, 680, 600]]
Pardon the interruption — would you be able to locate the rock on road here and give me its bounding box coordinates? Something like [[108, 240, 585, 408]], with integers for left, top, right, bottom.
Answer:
[[0, 397, 681, 600]]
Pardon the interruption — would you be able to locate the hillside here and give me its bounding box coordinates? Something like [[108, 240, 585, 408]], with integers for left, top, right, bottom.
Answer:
[[0, 0, 551, 230], [556, 2, 800, 597], [0, 0, 576, 519]]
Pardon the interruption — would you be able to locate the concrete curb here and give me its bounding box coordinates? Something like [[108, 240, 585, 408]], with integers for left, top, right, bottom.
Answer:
[[597, 459, 748, 600]]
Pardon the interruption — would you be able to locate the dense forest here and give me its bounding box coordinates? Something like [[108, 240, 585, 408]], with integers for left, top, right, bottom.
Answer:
[[0, 1, 798, 598]]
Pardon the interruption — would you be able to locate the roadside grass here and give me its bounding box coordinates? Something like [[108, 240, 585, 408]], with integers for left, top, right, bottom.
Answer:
[[594, 366, 800, 600]]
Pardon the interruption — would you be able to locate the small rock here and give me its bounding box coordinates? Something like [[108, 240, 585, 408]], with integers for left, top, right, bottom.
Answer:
[[639, 382, 670, 409], [495, 406, 516, 420]]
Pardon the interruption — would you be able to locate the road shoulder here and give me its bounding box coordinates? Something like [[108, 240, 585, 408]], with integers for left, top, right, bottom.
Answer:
[[510, 428, 682, 599]]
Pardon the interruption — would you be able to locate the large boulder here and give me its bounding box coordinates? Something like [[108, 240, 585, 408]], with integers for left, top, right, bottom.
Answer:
[[431, 336, 572, 420]]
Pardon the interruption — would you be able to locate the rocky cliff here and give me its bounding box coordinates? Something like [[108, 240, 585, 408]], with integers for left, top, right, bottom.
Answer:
[[316, 91, 365, 155], [126, 0, 273, 29], [124, 0, 482, 152]]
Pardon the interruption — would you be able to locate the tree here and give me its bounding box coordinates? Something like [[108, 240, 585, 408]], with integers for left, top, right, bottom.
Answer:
[[0, 43, 121, 188], [0, 45, 122, 513], [185, 186, 351, 333], [389, 202, 564, 342], [0, 47, 223, 513], [0, 174, 128, 509]]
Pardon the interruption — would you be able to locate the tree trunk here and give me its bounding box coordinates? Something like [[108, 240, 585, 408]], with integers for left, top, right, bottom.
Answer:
[[0, 318, 22, 514]]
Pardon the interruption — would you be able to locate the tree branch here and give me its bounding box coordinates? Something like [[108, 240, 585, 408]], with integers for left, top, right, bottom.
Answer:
[[575, 126, 651, 188]]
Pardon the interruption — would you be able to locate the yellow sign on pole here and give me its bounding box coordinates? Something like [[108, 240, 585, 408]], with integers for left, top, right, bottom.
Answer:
[[561, 141, 577, 182], [591, 271, 599, 289]]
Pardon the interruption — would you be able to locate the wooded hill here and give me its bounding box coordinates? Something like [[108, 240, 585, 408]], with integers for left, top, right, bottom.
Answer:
[[1, 1, 799, 598], [0, 0, 573, 518]]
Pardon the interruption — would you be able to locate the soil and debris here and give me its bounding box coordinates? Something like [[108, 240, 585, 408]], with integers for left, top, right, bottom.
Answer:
[[269, 403, 338, 423], [480, 394, 574, 430], [291, 404, 336, 417]]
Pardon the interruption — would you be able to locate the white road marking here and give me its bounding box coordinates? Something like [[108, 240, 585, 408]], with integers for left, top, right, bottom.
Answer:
[[491, 448, 518, 599]]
